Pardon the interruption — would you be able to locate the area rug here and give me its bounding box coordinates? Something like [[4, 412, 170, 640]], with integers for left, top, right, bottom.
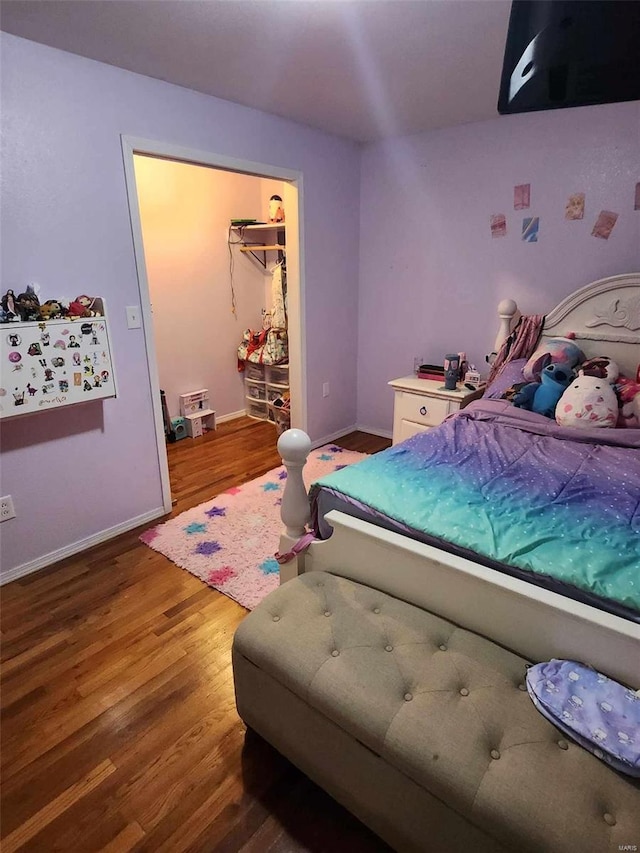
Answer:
[[140, 445, 367, 610]]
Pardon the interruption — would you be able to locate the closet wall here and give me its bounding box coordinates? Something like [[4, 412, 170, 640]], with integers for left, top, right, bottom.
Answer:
[[133, 155, 285, 420]]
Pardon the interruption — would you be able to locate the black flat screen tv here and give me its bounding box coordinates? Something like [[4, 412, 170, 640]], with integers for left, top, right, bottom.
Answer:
[[498, 1, 640, 115]]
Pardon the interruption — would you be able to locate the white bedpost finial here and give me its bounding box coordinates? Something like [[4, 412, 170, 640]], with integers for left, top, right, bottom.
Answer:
[[278, 428, 312, 538], [494, 298, 518, 354]]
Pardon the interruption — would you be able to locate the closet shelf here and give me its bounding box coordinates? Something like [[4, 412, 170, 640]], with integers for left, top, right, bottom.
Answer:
[[239, 245, 286, 253], [233, 223, 285, 232]]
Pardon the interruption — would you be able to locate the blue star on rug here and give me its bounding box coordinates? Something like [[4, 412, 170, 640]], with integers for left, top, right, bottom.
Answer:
[[184, 521, 207, 534], [260, 558, 280, 575], [262, 482, 280, 492], [318, 453, 334, 461]]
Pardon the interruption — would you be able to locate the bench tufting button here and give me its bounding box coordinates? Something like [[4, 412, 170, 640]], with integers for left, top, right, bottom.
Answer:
[[272, 615, 280, 622], [558, 739, 569, 750], [324, 611, 331, 617], [490, 749, 501, 760], [404, 692, 413, 702], [459, 687, 469, 696], [439, 644, 447, 651], [385, 645, 393, 652], [373, 607, 380, 614], [331, 649, 339, 657], [603, 813, 616, 827]]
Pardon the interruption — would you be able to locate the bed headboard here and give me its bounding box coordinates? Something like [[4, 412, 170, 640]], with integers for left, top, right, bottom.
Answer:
[[497, 273, 640, 378]]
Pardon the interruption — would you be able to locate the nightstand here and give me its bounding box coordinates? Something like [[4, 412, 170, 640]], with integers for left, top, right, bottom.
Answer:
[[388, 376, 484, 445]]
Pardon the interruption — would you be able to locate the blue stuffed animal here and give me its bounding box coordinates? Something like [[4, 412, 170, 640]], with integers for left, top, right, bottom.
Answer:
[[513, 363, 574, 418]]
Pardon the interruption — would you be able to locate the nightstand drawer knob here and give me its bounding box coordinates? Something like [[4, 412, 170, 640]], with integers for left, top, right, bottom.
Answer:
[[419, 405, 428, 416]]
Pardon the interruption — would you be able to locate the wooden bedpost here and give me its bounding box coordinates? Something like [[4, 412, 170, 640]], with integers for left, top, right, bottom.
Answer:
[[277, 428, 312, 582]]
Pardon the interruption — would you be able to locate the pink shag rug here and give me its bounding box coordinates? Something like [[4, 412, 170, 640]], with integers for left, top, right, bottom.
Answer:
[[140, 444, 366, 610]]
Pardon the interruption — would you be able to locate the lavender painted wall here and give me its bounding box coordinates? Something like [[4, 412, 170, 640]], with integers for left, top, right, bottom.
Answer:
[[0, 33, 360, 577], [357, 101, 640, 432]]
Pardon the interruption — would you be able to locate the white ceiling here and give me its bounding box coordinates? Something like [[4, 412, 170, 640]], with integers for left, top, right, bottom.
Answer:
[[0, 0, 512, 143]]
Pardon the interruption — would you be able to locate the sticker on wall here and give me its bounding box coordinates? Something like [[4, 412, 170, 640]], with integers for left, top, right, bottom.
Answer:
[[74, 373, 82, 386], [26, 383, 37, 397], [565, 193, 585, 220], [51, 357, 65, 367], [490, 214, 507, 238], [13, 389, 25, 406], [59, 380, 69, 393], [53, 339, 66, 350], [27, 342, 42, 356], [67, 335, 80, 348], [634, 182, 640, 211], [83, 380, 92, 391], [522, 217, 539, 242], [8, 351, 21, 363], [40, 331, 50, 347], [6, 333, 21, 347], [592, 210, 618, 240], [514, 184, 531, 210]]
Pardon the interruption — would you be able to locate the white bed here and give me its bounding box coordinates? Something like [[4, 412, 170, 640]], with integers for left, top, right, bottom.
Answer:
[[277, 273, 640, 687]]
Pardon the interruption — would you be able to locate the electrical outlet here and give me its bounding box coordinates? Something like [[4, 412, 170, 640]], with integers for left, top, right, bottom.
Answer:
[[126, 305, 142, 329], [0, 495, 16, 522], [322, 382, 330, 398]]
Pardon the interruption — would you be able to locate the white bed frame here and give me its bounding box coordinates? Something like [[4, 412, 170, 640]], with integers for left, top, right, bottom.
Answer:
[[278, 273, 640, 687]]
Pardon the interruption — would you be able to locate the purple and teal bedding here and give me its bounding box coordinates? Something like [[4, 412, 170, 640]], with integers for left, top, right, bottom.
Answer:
[[310, 400, 640, 619]]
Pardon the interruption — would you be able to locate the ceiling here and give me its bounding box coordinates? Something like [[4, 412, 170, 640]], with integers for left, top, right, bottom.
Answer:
[[0, 0, 512, 143]]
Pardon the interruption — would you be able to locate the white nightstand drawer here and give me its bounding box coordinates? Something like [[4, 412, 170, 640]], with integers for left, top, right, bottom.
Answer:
[[397, 419, 433, 443], [395, 391, 452, 427]]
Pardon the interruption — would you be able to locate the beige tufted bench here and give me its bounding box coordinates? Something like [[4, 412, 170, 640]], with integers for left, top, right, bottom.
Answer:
[[232, 572, 640, 853]]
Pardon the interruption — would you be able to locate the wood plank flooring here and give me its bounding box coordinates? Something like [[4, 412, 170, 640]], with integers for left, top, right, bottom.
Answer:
[[1, 417, 392, 852]]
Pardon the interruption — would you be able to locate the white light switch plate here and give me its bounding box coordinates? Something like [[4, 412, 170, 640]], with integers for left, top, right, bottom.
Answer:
[[126, 305, 142, 329]]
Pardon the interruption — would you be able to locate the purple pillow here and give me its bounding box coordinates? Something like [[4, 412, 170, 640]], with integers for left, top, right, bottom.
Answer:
[[483, 358, 528, 399]]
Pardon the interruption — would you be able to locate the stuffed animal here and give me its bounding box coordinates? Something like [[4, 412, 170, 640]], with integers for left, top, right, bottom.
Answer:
[[39, 299, 65, 321], [556, 373, 618, 429], [580, 355, 620, 383], [513, 363, 575, 418], [616, 375, 640, 428], [67, 295, 104, 318], [15, 285, 40, 322]]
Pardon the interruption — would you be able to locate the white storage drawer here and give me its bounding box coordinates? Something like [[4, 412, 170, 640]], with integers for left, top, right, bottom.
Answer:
[[394, 390, 452, 428]]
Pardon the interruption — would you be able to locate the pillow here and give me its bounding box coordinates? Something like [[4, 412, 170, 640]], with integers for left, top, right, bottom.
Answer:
[[523, 336, 585, 382], [483, 358, 528, 399], [526, 659, 640, 778]]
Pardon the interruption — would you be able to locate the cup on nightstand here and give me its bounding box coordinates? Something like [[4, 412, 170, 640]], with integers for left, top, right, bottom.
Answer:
[[444, 354, 460, 390]]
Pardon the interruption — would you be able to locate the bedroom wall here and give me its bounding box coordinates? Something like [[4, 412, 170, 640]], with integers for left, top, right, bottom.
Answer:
[[133, 157, 276, 421], [0, 33, 360, 580], [357, 101, 640, 433]]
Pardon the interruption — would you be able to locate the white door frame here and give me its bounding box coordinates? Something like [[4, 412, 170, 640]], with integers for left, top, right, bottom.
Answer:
[[120, 135, 307, 513]]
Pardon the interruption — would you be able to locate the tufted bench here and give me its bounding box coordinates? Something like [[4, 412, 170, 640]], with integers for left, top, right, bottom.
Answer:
[[232, 572, 640, 853]]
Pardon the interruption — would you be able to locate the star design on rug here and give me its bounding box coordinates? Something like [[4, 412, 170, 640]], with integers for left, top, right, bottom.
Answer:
[[225, 486, 242, 496], [278, 470, 288, 480], [329, 446, 344, 453], [334, 464, 348, 471], [274, 498, 282, 506], [207, 566, 236, 585], [205, 506, 226, 518], [195, 540, 222, 556], [184, 521, 207, 534], [262, 482, 280, 492], [260, 558, 280, 575], [318, 453, 334, 461]]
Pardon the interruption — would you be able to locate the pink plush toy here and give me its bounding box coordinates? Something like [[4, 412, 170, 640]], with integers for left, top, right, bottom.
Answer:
[[556, 373, 618, 429], [616, 376, 640, 428]]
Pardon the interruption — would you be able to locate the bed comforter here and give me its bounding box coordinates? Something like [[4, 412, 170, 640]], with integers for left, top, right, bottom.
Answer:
[[310, 400, 640, 619]]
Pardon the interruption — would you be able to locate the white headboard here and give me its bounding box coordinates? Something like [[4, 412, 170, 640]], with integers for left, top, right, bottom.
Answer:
[[497, 273, 640, 378]]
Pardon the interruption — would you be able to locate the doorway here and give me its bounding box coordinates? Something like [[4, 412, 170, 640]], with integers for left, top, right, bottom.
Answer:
[[121, 137, 305, 512]]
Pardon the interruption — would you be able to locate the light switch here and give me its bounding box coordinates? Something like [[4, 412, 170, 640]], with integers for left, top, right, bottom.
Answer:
[[126, 305, 142, 329]]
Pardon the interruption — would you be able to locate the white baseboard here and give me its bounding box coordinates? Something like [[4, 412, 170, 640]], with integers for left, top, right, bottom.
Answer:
[[217, 409, 246, 424], [0, 506, 167, 586], [355, 423, 393, 440], [311, 424, 358, 449]]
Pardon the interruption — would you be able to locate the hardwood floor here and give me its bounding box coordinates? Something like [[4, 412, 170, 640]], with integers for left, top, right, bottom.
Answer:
[[1, 418, 392, 852]]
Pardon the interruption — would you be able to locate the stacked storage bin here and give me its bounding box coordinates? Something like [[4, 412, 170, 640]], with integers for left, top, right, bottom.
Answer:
[[244, 362, 268, 420]]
